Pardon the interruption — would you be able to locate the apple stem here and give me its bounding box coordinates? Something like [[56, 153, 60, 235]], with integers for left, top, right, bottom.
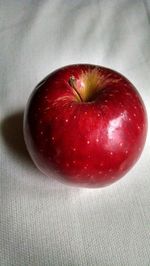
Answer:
[[69, 76, 83, 102]]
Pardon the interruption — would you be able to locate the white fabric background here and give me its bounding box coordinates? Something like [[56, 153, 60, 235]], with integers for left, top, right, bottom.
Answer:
[[0, 1, 150, 265]]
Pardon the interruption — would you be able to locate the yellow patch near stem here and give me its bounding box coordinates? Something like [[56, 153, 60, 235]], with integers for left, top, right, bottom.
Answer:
[[69, 68, 122, 102], [78, 69, 104, 101]]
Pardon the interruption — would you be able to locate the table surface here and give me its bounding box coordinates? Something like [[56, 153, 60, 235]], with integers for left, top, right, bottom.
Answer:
[[0, 1, 150, 265]]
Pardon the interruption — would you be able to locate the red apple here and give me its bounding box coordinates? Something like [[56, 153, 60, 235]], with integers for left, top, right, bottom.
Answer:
[[24, 64, 147, 187]]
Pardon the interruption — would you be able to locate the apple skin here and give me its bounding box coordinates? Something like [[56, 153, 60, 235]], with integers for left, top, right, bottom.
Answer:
[[24, 64, 147, 188]]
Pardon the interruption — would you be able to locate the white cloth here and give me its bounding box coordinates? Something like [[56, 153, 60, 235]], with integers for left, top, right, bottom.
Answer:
[[0, 1, 150, 265]]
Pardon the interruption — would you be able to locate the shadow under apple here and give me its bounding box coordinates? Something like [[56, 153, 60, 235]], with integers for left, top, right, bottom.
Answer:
[[1, 110, 33, 166]]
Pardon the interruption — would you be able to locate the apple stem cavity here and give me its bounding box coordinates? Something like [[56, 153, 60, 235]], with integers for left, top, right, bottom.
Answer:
[[69, 76, 83, 102]]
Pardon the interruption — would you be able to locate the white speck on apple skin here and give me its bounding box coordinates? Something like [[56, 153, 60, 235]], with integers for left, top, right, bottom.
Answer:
[[73, 160, 76, 164], [104, 100, 108, 103], [73, 115, 76, 119], [84, 166, 87, 170], [97, 113, 100, 117], [73, 147, 76, 152], [65, 119, 68, 123], [55, 117, 58, 120], [119, 142, 123, 147], [125, 150, 129, 154], [52, 136, 55, 141], [111, 176, 115, 180], [45, 107, 50, 111], [125, 92, 131, 96], [84, 112, 87, 115], [133, 113, 136, 117], [110, 151, 113, 155], [40, 131, 43, 135], [96, 138, 99, 143], [87, 140, 90, 144], [137, 125, 141, 130], [90, 175, 94, 180], [128, 118, 131, 121]]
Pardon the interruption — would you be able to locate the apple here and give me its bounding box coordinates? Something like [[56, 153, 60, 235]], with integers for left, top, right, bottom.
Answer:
[[24, 64, 147, 187]]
